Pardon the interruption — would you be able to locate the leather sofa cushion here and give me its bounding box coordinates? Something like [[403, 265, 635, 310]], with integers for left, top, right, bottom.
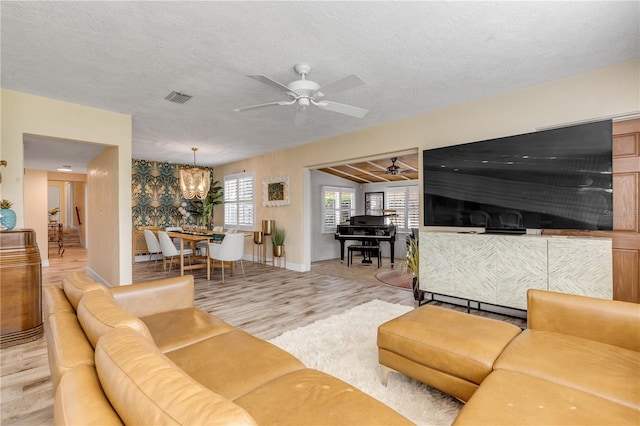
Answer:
[[378, 305, 521, 385], [528, 289, 640, 352], [111, 275, 195, 317], [62, 272, 108, 310], [43, 286, 74, 318], [165, 329, 305, 400], [54, 365, 123, 426], [95, 328, 257, 426], [77, 290, 154, 348], [234, 368, 414, 425], [44, 311, 96, 390], [453, 370, 640, 425], [141, 307, 235, 352], [494, 329, 640, 409]]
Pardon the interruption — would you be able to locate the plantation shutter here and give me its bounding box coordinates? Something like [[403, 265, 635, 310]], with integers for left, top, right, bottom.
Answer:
[[224, 172, 255, 230], [323, 186, 355, 233], [386, 186, 419, 231]]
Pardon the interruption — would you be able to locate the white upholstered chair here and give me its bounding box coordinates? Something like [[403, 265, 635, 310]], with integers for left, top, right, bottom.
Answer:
[[143, 230, 162, 271], [158, 231, 193, 273], [208, 233, 245, 283]]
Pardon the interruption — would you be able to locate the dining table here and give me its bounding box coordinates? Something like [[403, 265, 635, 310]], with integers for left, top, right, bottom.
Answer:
[[167, 230, 226, 280]]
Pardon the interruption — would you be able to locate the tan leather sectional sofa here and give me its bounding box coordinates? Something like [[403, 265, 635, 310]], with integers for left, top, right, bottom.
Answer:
[[44, 272, 412, 425], [379, 289, 640, 425]]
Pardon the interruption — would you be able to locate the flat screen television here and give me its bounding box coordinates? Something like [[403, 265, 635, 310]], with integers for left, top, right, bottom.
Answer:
[[423, 120, 613, 232]]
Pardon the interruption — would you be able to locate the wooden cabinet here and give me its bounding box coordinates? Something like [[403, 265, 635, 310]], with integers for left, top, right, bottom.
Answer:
[[612, 118, 640, 302], [420, 232, 612, 310], [0, 229, 43, 347]]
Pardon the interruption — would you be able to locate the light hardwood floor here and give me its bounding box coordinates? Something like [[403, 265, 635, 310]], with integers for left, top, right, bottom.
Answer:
[[1, 245, 524, 424], [1, 246, 415, 424]]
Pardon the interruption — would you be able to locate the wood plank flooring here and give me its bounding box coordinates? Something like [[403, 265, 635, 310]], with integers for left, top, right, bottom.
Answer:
[[1, 247, 524, 424], [1, 247, 414, 424]]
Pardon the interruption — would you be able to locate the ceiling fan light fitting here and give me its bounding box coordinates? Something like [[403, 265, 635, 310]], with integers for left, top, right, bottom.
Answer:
[[293, 63, 312, 76]]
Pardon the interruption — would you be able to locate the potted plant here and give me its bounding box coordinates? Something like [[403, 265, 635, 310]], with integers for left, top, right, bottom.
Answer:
[[405, 232, 424, 303], [0, 199, 16, 231], [271, 225, 286, 257], [48, 207, 60, 222], [189, 179, 223, 228]]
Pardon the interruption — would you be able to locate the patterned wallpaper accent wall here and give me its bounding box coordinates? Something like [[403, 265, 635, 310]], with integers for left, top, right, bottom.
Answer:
[[131, 159, 213, 228]]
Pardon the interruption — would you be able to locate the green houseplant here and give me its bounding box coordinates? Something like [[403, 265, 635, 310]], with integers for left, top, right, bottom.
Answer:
[[188, 179, 223, 228], [271, 225, 286, 257]]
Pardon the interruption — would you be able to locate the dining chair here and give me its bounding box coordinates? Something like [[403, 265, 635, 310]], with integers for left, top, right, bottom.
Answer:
[[207, 233, 245, 283], [143, 230, 162, 271], [158, 231, 193, 273], [165, 226, 184, 248]]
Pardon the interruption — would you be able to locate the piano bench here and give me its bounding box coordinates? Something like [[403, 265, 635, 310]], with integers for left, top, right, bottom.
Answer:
[[347, 245, 381, 268]]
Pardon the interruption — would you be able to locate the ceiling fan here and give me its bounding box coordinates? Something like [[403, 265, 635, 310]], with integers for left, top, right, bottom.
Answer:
[[382, 158, 406, 176], [234, 63, 369, 126]]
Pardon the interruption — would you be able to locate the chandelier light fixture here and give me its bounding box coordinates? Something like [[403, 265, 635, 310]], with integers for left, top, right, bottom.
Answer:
[[179, 147, 210, 200]]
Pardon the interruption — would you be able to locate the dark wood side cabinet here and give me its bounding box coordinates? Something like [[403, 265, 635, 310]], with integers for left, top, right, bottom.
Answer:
[[0, 229, 43, 347]]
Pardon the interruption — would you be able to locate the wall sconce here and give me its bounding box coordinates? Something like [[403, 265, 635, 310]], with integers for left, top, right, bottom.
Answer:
[[179, 147, 210, 200]]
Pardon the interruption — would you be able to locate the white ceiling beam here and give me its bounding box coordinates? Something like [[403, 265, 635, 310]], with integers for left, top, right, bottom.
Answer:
[[395, 159, 418, 172], [327, 167, 372, 183], [345, 164, 390, 182]]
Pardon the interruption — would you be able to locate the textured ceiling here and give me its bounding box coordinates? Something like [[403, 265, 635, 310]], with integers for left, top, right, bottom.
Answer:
[[2, 1, 639, 171]]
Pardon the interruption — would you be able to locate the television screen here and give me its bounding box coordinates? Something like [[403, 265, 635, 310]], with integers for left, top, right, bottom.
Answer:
[[423, 120, 613, 232]]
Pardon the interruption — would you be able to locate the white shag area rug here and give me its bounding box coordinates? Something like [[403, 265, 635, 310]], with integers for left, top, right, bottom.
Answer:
[[268, 300, 463, 425]]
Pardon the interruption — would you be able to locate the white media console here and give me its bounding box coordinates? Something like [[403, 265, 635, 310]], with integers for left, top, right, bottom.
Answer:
[[419, 231, 612, 311]]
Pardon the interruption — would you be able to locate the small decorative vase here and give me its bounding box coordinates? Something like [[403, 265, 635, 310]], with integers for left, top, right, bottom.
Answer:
[[412, 276, 425, 304], [0, 208, 17, 231], [272, 245, 285, 258]]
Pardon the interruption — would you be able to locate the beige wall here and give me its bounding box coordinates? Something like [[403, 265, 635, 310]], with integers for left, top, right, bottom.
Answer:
[[48, 181, 66, 224], [72, 181, 87, 245], [214, 59, 640, 271], [88, 148, 120, 284], [23, 169, 49, 265], [0, 89, 133, 285]]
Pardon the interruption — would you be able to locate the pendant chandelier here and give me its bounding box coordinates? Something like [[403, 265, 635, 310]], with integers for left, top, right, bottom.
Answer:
[[179, 147, 210, 200]]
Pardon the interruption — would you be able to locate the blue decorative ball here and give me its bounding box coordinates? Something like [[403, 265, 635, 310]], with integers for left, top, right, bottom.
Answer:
[[0, 208, 16, 231]]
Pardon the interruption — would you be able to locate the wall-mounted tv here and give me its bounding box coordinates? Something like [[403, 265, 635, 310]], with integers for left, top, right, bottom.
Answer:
[[423, 120, 613, 232]]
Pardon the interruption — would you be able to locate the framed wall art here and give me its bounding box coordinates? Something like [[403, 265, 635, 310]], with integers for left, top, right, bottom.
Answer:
[[263, 176, 290, 207]]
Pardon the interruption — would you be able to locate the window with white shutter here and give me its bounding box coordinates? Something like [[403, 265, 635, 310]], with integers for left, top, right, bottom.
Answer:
[[386, 186, 419, 231], [322, 186, 355, 233], [224, 172, 255, 230]]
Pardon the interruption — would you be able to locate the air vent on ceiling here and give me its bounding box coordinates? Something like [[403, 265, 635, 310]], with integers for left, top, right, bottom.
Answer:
[[164, 91, 193, 104]]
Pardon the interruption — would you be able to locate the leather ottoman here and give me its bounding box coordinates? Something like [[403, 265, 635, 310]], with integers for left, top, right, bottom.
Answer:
[[377, 305, 522, 401]]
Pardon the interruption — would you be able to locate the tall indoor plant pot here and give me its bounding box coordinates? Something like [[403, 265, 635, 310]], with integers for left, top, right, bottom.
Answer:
[[271, 225, 286, 257]]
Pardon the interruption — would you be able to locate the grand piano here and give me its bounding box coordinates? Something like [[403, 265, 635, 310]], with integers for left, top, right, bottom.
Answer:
[[335, 215, 397, 266]]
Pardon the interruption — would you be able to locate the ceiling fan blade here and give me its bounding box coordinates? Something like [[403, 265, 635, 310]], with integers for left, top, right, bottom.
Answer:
[[294, 108, 307, 128], [248, 75, 297, 95], [314, 74, 365, 97], [234, 100, 294, 112], [316, 101, 369, 119]]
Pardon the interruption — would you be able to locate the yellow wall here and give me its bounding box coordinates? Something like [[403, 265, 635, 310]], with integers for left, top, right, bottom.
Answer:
[[72, 182, 87, 245], [88, 147, 120, 284], [23, 169, 49, 265], [214, 59, 640, 271], [48, 181, 66, 225], [0, 89, 133, 285]]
